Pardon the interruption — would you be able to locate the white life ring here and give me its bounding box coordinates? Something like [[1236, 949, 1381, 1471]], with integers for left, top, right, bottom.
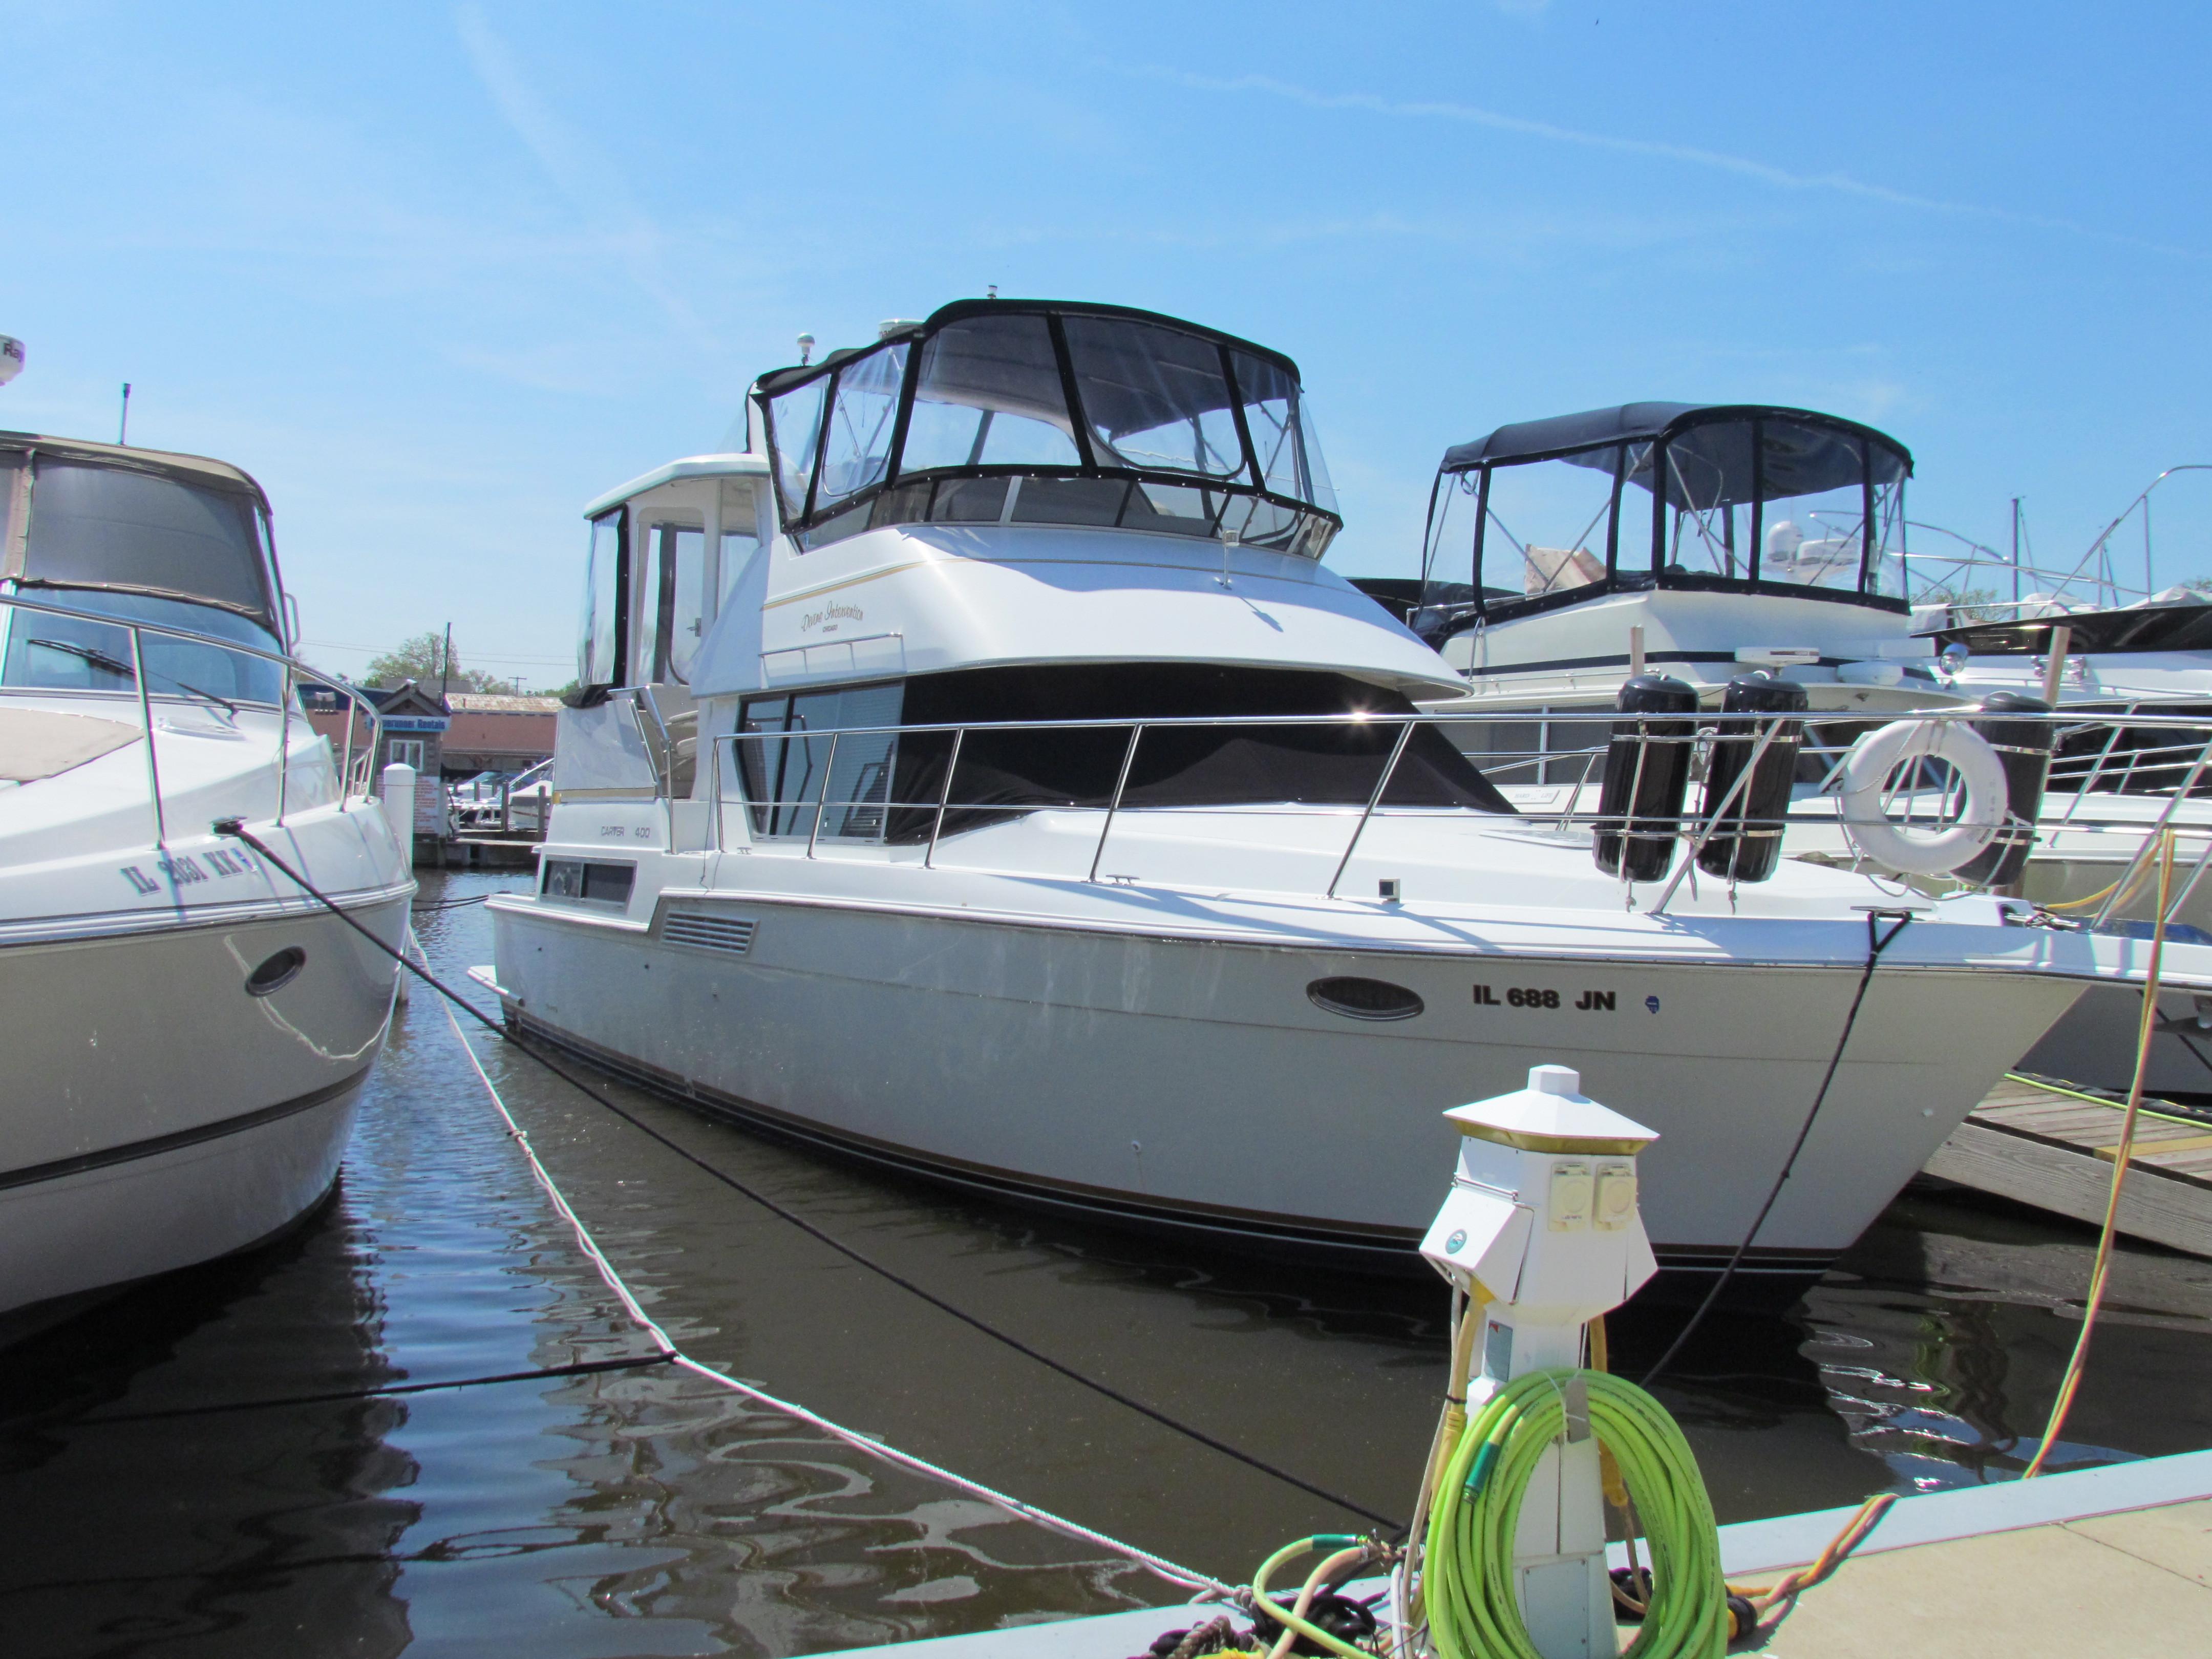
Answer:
[[1837, 720, 2009, 876]]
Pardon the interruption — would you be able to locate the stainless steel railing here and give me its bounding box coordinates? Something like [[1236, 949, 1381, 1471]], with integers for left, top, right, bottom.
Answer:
[[692, 707, 2212, 919], [0, 589, 387, 848]]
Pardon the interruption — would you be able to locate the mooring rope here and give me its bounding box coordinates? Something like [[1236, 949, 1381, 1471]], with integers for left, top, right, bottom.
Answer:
[[430, 989, 1227, 1594], [1640, 908, 1915, 1388], [72, 1354, 677, 1424], [212, 818, 1399, 1534]]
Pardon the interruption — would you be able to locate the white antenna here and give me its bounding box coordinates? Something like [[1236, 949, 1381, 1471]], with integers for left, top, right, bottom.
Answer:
[[797, 332, 815, 367], [118, 382, 132, 445], [0, 336, 22, 388]]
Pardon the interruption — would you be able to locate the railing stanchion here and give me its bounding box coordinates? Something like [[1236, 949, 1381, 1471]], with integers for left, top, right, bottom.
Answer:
[[129, 624, 166, 849], [1326, 718, 1414, 899], [276, 657, 292, 824], [926, 727, 965, 870], [806, 733, 840, 859], [1088, 725, 1144, 883]]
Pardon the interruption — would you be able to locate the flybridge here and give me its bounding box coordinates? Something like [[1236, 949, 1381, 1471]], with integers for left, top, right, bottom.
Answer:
[[751, 298, 1343, 559], [1414, 402, 1917, 645]]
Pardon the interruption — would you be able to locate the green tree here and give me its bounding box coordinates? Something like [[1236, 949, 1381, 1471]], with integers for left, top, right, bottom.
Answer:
[[361, 631, 519, 693]]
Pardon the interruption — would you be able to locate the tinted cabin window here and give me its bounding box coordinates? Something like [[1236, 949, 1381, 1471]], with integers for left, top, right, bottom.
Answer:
[[737, 681, 904, 840], [19, 460, 273, 625], [885, 665, 1514, 842]]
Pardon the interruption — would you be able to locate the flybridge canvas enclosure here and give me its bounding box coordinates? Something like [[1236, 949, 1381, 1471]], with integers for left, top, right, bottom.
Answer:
[[1416, 403, 1913, 641], [0, 436, 291, 704], [754, 299, 1341, 558]]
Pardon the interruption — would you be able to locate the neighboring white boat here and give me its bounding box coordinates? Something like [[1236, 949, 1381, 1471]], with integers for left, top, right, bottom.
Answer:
[[0, 432, 413, 1338], [1389, 401, 2212, 1093], [482, 304, 2201, 1303]]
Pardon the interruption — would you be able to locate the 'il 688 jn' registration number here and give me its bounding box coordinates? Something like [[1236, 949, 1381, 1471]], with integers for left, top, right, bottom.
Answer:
[[1473, 985, 1618, 1012]]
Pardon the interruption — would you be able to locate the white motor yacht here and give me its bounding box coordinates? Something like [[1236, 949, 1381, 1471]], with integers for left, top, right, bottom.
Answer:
[[482, 303, 2202, 1303], [1391, 402, 2212, 1093], [0, 432, 413, 1337]]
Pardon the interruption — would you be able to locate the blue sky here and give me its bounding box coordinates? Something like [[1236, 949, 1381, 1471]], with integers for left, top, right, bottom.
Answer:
[[5, 1, 2209, 683]]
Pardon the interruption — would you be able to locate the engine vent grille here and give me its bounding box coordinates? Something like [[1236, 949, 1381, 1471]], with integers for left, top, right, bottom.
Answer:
[[662, 911, 757, 955]]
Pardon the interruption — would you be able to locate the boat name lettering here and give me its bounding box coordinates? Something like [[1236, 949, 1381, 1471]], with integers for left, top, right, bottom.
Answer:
[[1471, 984, 1617, 1013], [599, 825, 653, 839], [800, 602, 863, 633]]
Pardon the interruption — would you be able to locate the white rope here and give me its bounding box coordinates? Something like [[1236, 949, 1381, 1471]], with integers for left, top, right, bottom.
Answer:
[[429, 984, 1225, 1594]]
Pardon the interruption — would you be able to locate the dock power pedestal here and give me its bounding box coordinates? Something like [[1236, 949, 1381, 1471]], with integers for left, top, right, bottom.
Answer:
[[1418, 1064, 1661, 1659]]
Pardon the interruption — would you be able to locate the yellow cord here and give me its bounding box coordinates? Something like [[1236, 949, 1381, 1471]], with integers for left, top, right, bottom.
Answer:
[[2002, 1071, 2211, 1133], [2023, 827, 2176, 1480]]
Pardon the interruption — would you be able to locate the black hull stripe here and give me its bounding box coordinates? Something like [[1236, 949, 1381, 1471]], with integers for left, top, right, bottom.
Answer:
[[509, 1011, 1836, 1280], [0, 1070, 369, 1194]]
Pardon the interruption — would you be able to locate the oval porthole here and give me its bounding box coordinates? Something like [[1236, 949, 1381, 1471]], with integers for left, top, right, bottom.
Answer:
[[1307, 975, 1424, 1022], [245, 945, 307, 998]]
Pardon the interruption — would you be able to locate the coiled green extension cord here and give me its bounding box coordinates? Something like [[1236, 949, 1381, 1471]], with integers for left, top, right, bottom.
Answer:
[[1424, 1368, 1727, 1659]]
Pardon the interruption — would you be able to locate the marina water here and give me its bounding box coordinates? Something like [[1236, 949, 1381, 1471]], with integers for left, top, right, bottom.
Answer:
[[4, 869, 2209, 1656]]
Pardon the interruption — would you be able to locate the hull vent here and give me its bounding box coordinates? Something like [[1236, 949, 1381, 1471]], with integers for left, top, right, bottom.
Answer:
[[663, 911, 757, 955]]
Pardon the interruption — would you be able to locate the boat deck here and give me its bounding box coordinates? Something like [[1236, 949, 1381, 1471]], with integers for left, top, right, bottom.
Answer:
[[810, 1452, 2212, 1658], [1925, 1074, 2212, 1257]]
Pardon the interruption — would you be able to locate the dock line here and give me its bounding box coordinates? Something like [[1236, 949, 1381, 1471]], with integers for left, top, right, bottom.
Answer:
[[1641, 908, 1915, 1388], [214, 816, 1399, 1539], [68, 1353, 677, 1425], [2023, 828, 2175, 1480], [431, 989, 1229, 1596]]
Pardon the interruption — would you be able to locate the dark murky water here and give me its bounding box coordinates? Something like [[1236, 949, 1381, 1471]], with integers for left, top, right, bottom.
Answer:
[[5, 869, 2211, 1656]]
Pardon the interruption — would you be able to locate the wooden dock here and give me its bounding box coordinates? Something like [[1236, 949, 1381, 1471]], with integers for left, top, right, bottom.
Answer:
[[1923, 1074, 2212, 1258]]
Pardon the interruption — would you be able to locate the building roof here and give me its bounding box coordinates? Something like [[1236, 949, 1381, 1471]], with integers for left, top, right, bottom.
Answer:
[[446, 693, 563, 714]]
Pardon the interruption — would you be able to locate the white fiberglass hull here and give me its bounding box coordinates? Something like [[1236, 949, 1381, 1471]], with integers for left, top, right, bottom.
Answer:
[[487, 831, 2106, 1298], [0, 892, 409, 1328]]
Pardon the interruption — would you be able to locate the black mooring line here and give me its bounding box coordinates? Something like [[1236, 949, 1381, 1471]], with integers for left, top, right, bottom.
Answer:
[[213, 819, 1402, 1533], [68, 1352, 677, 1425]]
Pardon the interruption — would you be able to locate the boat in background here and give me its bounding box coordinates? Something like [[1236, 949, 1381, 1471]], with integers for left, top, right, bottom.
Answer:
[[0, 430, 412, 1341], [1383, 402, 2212, 1093]]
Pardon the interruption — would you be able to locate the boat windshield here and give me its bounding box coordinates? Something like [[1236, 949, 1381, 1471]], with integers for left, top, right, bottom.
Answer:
[[1418, 406, 1911, 633], [755, 300, 1341, 558], [0, 444, 289, 704]]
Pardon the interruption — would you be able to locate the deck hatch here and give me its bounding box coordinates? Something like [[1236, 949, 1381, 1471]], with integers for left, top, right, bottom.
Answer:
[[662, 911, 757, 954]]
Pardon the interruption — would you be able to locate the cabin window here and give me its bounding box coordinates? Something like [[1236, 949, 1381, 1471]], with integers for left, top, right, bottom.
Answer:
[[1234, 351, 1336, 517], [579, 509, 625, 689], [0, 586, 287, 704], [736, 680, 904, 840], [14, 458, 275, 627], [542, 858, 635, 905], [768, 378, 829, 522], [899, 315, 1082, 474], [815, 345, 908, 515], [1062, 316, 1243, 479], [1475, 445, 1621, 603], [636, 519, 708, 684]]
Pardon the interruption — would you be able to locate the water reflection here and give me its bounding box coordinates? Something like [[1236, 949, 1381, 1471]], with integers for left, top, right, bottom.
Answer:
[[3, 869, 2210, 1654]]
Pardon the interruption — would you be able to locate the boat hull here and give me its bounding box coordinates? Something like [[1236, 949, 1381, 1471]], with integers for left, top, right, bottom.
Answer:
[[0, 896, 407, 1325], [490, 893, 2080, 1298]]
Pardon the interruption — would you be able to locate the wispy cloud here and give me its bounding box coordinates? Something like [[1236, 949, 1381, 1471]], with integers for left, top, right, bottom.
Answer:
[[455, 3, 713, 343], [1134, 68, 2204, 262]]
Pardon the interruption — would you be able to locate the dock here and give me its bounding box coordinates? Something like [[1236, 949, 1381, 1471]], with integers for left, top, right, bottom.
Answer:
[[1924, 1074, 2212, 1258], [806, 1451, 2212, 1658]]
